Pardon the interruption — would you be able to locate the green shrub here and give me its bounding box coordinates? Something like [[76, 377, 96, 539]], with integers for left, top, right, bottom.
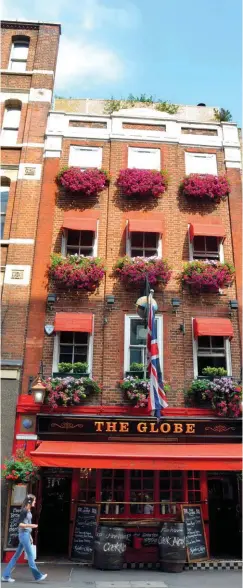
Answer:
[[202, 367, 227, 377], [58, 362, 88, 373]]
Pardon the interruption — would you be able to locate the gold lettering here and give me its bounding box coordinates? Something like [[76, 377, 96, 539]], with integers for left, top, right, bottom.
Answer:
[[173, 423, 183, 434], [94, 421, 104, 432], [160, 422, 171, 433], [119, 422, 129, 433], [150, 422, 159, 433], [106, 421, 118, 432], [186, 423, 195, 434], [137, 422, 148, 433]]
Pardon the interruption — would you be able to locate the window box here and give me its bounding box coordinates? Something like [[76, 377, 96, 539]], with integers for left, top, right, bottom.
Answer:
[[180, 260, 235, 293], [120, 377, 170, 409], [186, 377, 242, 417], [125, 371, 147, 379], [49, 253, 105, 292], [43, 376, 101, 409], [113, 257, 171, 290], [116, 168, 168, 199], [56, 167, 110, 197], [180, 174, 230, 203]]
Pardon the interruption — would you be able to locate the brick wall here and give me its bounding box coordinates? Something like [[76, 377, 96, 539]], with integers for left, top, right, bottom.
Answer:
[[1, 21, 60, 368], [22, 135, 242, 406]]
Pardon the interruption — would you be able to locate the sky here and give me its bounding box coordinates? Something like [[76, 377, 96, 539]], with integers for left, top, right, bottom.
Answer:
[[2, 0, 242, 123]]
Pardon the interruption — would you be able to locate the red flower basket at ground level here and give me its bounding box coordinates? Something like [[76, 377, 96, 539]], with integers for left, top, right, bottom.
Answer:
[[116, 168, 168, 198], [57, 167, 110, 197], [180, 174, 230, 202]]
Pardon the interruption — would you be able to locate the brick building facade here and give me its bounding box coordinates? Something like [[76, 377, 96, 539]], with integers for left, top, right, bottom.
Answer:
[[1, 19, 242, 565]]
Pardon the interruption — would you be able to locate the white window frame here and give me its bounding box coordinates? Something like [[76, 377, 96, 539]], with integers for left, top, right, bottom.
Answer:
[[188, 226, 224, 262], [52, 327, 94, 376], [126, 223, 162, 258], [185, 152, 218, 175], [61, 222, 98, 257], [9, 40, 29, 71], [0, 185, 10, 240], [1, 106, 21, 144], [68, 146, 102, 169], [124, 314, 163, 375], [128, 147, 161, 170], [192, 321, 232, 378]]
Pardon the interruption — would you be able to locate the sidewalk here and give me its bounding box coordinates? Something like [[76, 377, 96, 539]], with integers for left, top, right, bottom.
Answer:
[[1, 563, 242, 588]]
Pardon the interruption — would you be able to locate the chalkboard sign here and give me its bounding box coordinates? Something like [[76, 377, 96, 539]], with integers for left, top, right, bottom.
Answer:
[[71, 504, 100, 562], [6, 505, 21, 548], [181, 505, 208, 562]]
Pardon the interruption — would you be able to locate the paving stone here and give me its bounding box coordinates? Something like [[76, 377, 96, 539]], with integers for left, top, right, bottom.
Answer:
[[96, 583, 131, 588], [130, 583, 168, 588]]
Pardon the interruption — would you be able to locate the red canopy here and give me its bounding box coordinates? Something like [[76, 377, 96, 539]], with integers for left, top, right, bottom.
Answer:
[[31, 441, 242, 471], [189, 222, 226, 241], [62, 212, 97, 232], [129, 219, 163, 233], [54, 313, 93, 333], [193, 317, 234, 338]]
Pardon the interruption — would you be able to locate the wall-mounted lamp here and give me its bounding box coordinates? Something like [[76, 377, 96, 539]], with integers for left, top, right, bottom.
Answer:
[[47, 293, 56, 310], [31, 361, 45, 404], [171, 298, 181, 312], [106, 294, 115, 306], [229, 299, 238, 311]]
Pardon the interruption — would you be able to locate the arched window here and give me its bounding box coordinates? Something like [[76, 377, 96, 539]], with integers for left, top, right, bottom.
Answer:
[[1, 99, 21, 145], [9, 36, 30, 72], [0, 177, 10, 240]]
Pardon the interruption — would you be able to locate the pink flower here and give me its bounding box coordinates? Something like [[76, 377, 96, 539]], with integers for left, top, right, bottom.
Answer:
[[116, 168, 168, 198], [57, 167, 110, 197], [114, 256, 171, 290], [180, 174, 230, 203]]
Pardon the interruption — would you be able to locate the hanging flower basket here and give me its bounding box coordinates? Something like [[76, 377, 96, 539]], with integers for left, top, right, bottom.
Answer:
[[49, 254, 105, 292], [2, 449, 39, 483], [43, 376, 101, 410], [56, 167, 110, 197], [207, 378, 242, 417], [180, 174, 230, 203], [116, 168, 168, 199], [179, 260, 235, 293], [113, 256, 172, 289]]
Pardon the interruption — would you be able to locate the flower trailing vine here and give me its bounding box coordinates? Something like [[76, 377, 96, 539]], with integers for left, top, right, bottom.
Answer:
[[49, 253, 105, 292], [56, 167, 110, 197], [116, 168, 168, 199], [120, 377, 170, 409], [113, 256, 172, 290], [180, 174, 230, 203], [180, 260, 235, 293]]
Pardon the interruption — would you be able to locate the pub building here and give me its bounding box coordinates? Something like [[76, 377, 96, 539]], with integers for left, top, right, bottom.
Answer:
[[2, 90, 242, 569]]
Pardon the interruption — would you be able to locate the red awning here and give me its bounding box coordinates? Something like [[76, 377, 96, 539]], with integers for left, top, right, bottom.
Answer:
[[31, 441, 242, 471], [189, 223, 226, 241], [54, 313, 93, 333], [129, 219, 163, 234], [193, 318, 234, 338], [63, 212, 97, 232]]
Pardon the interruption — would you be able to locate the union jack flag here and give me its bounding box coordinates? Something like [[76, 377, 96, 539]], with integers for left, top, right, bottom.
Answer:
[[147, 293, 168, 418]]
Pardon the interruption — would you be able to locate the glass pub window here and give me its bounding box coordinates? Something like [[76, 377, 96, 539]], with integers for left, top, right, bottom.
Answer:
[[160, 471, 184, 514], [129, 318, 149, 366], [0, 185, 9, 239], [130, 470, 154, 515], [130, 232, 158, 258], [59, 332, 89, 364], [100, 469, 125, 515], [79, 469, 96, 503], [193, 236, 220, 260], [66, 230, 94, 256], [197, 336, 227, 375], [187, 471, 201, 503]]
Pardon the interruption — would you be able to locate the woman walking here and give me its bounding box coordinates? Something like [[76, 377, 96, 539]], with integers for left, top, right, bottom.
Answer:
[[2, 494, 47, 583]]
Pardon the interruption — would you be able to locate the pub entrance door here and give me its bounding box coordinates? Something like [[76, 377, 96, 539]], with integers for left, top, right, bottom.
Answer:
[[37, 469, 72, 556], [208, 472, 242, 558]]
